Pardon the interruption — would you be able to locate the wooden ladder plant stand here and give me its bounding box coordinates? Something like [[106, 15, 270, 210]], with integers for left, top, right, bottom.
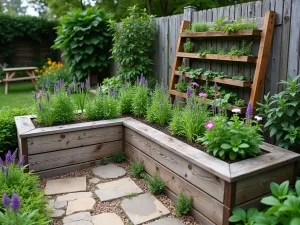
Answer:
[[169, 11, 276, 112]]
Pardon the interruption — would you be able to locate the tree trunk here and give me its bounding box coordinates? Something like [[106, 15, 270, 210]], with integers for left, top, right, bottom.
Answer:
[[146, 0, 152, 14]]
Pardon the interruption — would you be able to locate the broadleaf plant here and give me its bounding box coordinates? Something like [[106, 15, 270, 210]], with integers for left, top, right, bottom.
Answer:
[[53, 8, 112, 80]]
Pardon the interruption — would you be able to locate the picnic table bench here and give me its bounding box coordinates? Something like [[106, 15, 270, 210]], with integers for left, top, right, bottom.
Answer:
[[2, 67, 40, 94]]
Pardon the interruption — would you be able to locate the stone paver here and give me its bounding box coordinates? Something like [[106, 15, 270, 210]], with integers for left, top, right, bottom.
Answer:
[[89, 177, 100, 184], [55, 200, 68, 209], [92, 164, 126, 179], [48, 209, 65, 219], [66, 197, 96, 215], [148, 218, 185, 225], [45, 177, 86, 195], [121, 193, 170, 225], [92, 213, 124, 225], [63, 212, 92, 224], [57, 192, 93, 201], [95, 178, 143, 201]]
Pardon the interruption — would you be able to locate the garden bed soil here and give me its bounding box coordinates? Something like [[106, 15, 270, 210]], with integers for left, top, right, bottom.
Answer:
[[16, 116, 300, 225]]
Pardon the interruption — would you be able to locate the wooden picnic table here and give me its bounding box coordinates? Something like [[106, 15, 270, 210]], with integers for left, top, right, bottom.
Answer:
[[2, 67, 40, 94]]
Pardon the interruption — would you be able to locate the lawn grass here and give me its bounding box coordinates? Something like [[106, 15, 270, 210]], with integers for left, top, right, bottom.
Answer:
[[0, 81, 96, 109]]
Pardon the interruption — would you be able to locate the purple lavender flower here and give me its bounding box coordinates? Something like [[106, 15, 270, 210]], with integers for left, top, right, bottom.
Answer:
[[80, 82, 84, 89], [10, 193, 21, 212], [246, 102, 253, 118], [0, 157, 3, 166], [2, 193, 10, 207], [46, 77, 50, 89], [211, 104, 215, 111], [84, 79, 90, 89], [213, 82, 218, 92], [38, 102, 42, 111], [186, 86, 192, 98], [5, 151, 12, 164], [19, 155, 25, 167], [11, 149, 17, 161]]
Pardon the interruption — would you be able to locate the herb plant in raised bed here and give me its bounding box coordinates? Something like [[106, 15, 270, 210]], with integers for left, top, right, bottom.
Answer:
[[183, 41, 195, 53]]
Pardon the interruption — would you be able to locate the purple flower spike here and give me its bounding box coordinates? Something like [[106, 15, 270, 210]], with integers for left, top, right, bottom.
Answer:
[[84, 79, 90, 89], [0, 157, 3, 165], [19, 156, 25, 167], [11, 149, 17, 161], [186, 86, 192, 98], [2, 193, 10, 207], [81, 82, 84, 89], [213, 82, 218, 92], [211, 104, 215, 111], [10, 193, 21, 212], [246, 102, 253, 118], [5, 151, 12, 164]]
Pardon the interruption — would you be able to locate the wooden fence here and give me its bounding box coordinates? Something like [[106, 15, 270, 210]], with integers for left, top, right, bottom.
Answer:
[[112, 0, 299, 97]]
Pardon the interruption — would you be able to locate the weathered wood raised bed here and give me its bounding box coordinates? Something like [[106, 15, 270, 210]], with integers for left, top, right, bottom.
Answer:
[[15, 116, 300, 225]]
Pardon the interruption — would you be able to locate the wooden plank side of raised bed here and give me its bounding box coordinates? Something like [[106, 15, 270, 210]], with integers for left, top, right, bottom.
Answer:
[[125, 142, 223, 225], [124, 127, 225, 202], [235, 163, 294, 205], [27, 126, 123, 154], [29, 140, 122, 171]]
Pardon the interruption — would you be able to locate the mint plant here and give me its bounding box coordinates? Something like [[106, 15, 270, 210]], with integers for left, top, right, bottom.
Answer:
[[257, 75, 300, 150], [183, 41, 195, 53]]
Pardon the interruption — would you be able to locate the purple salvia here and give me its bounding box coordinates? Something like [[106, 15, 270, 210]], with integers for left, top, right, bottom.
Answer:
[[2, 193, 10, 207], [213, 82, 218, 92], [38, 102, 42, 111], [186, 86, 192, 98], [10, 193, 21, 212], [11, 149, 17, 161], [5, 151, 12, 164], [246, 102, 253, 118], [0, 157, 3, 166], [84, 79, 90, 89], [19, 155, 25, 167]]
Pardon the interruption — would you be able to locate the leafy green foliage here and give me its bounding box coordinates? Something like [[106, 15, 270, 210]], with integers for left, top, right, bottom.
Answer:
[[198, 115, 262, 161], [109, 6, 156, 81], [101, 76, 123, 95], [0, 107, 30, 153], [208, 16, 227, 31], [0, 152, 50, 224], [130, 161, 145, 178], [183, 41, 195, 53], [191, 22, 209, 32], [0, 207, 38, 225], [132, 75, 150, 117], [146, 85, 172, 125], [85, 88, 120, 120], [53, 8, 112, 80], [235, 99, 245, 107], [228, 41, 253, 57], [0, 13, 58, 63], [257, 75, 300, 150], [170, 96, 210, 142], [222, 17, 257, 34], [119, 84, 134, 114], [145, 172, 166, 195], [73, 78, 89, 113], [174, 191, 192, 216], [198, 45, 216, 56], [177, 65, 191, 75], [113, 152, 126, 163], [102, 157, 109, 165], [229, 180, 300, 225], [175, 82, 189, 92]]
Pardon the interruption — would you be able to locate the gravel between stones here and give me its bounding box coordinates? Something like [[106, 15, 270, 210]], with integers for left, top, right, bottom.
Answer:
[[40, 162, 199, 225]]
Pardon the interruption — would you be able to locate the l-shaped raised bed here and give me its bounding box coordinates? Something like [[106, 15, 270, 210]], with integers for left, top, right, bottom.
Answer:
[[15, 116, 300, 225]]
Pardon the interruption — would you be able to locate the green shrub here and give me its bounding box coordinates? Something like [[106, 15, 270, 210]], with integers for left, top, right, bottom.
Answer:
[[174, 191, 192, 216], [132, 75, 150, 117], [101, 76, 123, 95], [222, 17, 257, 34], [146, 85, 172, 125], [145, 172, 166, 195], [119, 84, 134, 114], [109, 6, 156, 82], [0, 151, 50, 224], [130, 161, 145, 178], [191, 22, 209, 32], [183, 41, 195, 53], [102, 157, 109, 165], [85, 88, 120, 120], [257, 75, 300, 150], [228, 41, 252, 57], [113, 152, 126, 163], [175, 82, 188, 92], [0, 107, 31, 153], [53, 8, 112, 80]]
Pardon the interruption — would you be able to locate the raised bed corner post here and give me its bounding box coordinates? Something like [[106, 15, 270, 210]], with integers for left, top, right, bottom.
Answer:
[[250, 11, 276, 110], [169, 6, 196, 104]]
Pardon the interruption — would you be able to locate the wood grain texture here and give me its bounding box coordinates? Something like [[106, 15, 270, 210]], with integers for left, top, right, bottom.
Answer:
[[15, 116, 35, 135], [125, 142, 224, 225], [235, 164, 294, 204], [124, 125, 227, 200], [27, 126, 123, 154], [29, 140, 122, 171]]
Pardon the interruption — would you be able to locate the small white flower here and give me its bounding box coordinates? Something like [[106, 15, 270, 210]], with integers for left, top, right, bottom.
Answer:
[[254, 116, 263, 121], [232, 108, 241, 113]]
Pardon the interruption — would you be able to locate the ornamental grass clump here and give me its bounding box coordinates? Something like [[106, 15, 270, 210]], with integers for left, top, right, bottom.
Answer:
[[72, 77, 90, 113], [132, 74, 150, 117], [34, 79, 76, 126], [169, 94, 210, 142], [198, 104, 263, 161], [119, 84, 134, 114], [146, 85, 172, 126], [85, 85, 120, 120], [0, 151, 50, 224]]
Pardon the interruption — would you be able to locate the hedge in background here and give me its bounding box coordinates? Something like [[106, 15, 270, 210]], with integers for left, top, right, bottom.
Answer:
[[53, 8, 112, 80], [0, 13, 58, 63]]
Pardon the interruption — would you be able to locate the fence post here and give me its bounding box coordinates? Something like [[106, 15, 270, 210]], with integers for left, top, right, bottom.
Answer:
[[183, 6, 196, 68]]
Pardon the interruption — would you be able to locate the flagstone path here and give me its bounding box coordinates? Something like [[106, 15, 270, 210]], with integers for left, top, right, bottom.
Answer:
[[45, 163, 193, 225]]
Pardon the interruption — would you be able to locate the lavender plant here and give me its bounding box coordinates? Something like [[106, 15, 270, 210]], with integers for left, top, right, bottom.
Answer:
[[132, 75, 150, 117], [146, 85, 172, 125], [73, 77, 89, 113], [119, 84, 134, 114]]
